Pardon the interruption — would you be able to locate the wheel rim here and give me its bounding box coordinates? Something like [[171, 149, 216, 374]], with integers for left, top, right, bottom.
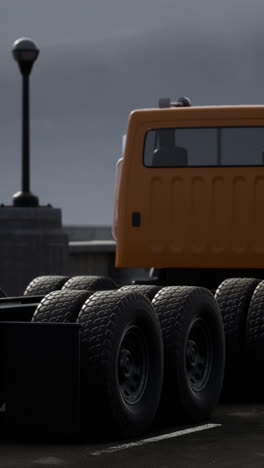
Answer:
[[185, 317, 212, 392], [118, 325, 149, 405]]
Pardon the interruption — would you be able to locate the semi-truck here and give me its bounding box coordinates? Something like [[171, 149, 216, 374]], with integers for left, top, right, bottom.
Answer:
[[1, 97, 264, 439]]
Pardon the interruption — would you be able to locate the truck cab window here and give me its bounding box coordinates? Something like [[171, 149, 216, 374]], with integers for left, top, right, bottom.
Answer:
[[144, 127, 264, 167], [222, 127, 264, 165]]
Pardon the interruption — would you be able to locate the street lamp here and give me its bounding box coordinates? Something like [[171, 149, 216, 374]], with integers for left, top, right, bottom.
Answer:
[[12, 38, 39, 207]]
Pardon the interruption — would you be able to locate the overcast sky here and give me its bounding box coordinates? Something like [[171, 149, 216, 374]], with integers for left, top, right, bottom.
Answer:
[[0, 0, 264, 224]]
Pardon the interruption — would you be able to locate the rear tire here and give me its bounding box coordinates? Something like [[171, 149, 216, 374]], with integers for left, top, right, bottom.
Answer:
[[246, 280, 264, 388], [63, 275, 117, 292], [215, 277, 261, 393], [32, 289, 93, 322], [152, 286, 225, 423], [77, 290, 163, 438], [24, 275, 70, 296], [0, 288, 7, 297], [119, 284, 161, 301]]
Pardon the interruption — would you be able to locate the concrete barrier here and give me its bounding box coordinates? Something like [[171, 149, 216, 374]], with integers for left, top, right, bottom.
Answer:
[[67, 236, 149, 285], [0, 221, 149, 295], [64, 225, 113, 241], [68, 240, 116, 277]]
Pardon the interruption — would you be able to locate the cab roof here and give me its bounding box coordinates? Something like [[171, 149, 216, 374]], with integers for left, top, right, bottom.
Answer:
[[129, 105, 264, 124]]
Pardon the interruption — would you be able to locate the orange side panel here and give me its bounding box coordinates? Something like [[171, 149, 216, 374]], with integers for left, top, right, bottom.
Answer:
[[115, 109, 264, 269]]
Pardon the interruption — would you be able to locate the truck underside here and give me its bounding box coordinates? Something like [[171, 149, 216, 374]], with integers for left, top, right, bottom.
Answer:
[[0, 271, 263, 440], [147, 267, 264, 289]]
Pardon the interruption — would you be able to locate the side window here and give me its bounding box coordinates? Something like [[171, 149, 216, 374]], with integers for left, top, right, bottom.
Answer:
[[222, 128, 264, 165], [144, 130, 156, 166], [176, 128, 217, 166], [144, 128, 217, 167]]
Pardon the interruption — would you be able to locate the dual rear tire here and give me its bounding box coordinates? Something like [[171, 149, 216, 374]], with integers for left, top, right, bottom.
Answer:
[[33, 287, 163, 438], [245, 281, 264, 395], [20, 272, 264, 435], [215, 278, 261, 393], [152, 286, 224, 423], [120, 284, 225, 423], [77, 290, 163, 437], [31, 279, 225, 436], [24, 275, 118, 296], [215, 277, 264, 398]]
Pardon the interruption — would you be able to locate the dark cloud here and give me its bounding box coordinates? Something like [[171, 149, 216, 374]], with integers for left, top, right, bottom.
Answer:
[[0, 0, 263, 223]]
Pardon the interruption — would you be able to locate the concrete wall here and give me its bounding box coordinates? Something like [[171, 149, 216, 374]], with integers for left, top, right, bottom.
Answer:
[[67, 238, 150, 285], [64, 225, 113, 241], [0, 221, 149, 295], [68, 240, 116, 277], [66, 226, 150, 284], [0, 207, 68, 296]]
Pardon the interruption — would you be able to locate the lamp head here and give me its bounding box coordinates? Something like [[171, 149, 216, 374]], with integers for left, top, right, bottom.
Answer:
[[12, 38, 39, 75]]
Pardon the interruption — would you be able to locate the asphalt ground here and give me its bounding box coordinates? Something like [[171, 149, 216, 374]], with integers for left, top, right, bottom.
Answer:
[[1, 404, 264, 468]]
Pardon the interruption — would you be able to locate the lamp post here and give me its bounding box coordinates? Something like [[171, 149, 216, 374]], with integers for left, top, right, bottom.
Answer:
[[12, 38, 39, 207]]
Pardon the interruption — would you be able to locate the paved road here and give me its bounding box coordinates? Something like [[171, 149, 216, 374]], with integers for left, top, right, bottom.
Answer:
[[1, 404, 264, 468]]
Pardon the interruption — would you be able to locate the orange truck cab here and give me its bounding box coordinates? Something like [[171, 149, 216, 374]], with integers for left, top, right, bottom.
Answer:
[[113, 97, 264, 287]]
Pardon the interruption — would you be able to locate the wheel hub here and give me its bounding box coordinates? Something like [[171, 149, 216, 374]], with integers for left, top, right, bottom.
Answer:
[[118, 325, 149, 405], [119, 349, 133, 378], [185, 318, 212, 392]]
